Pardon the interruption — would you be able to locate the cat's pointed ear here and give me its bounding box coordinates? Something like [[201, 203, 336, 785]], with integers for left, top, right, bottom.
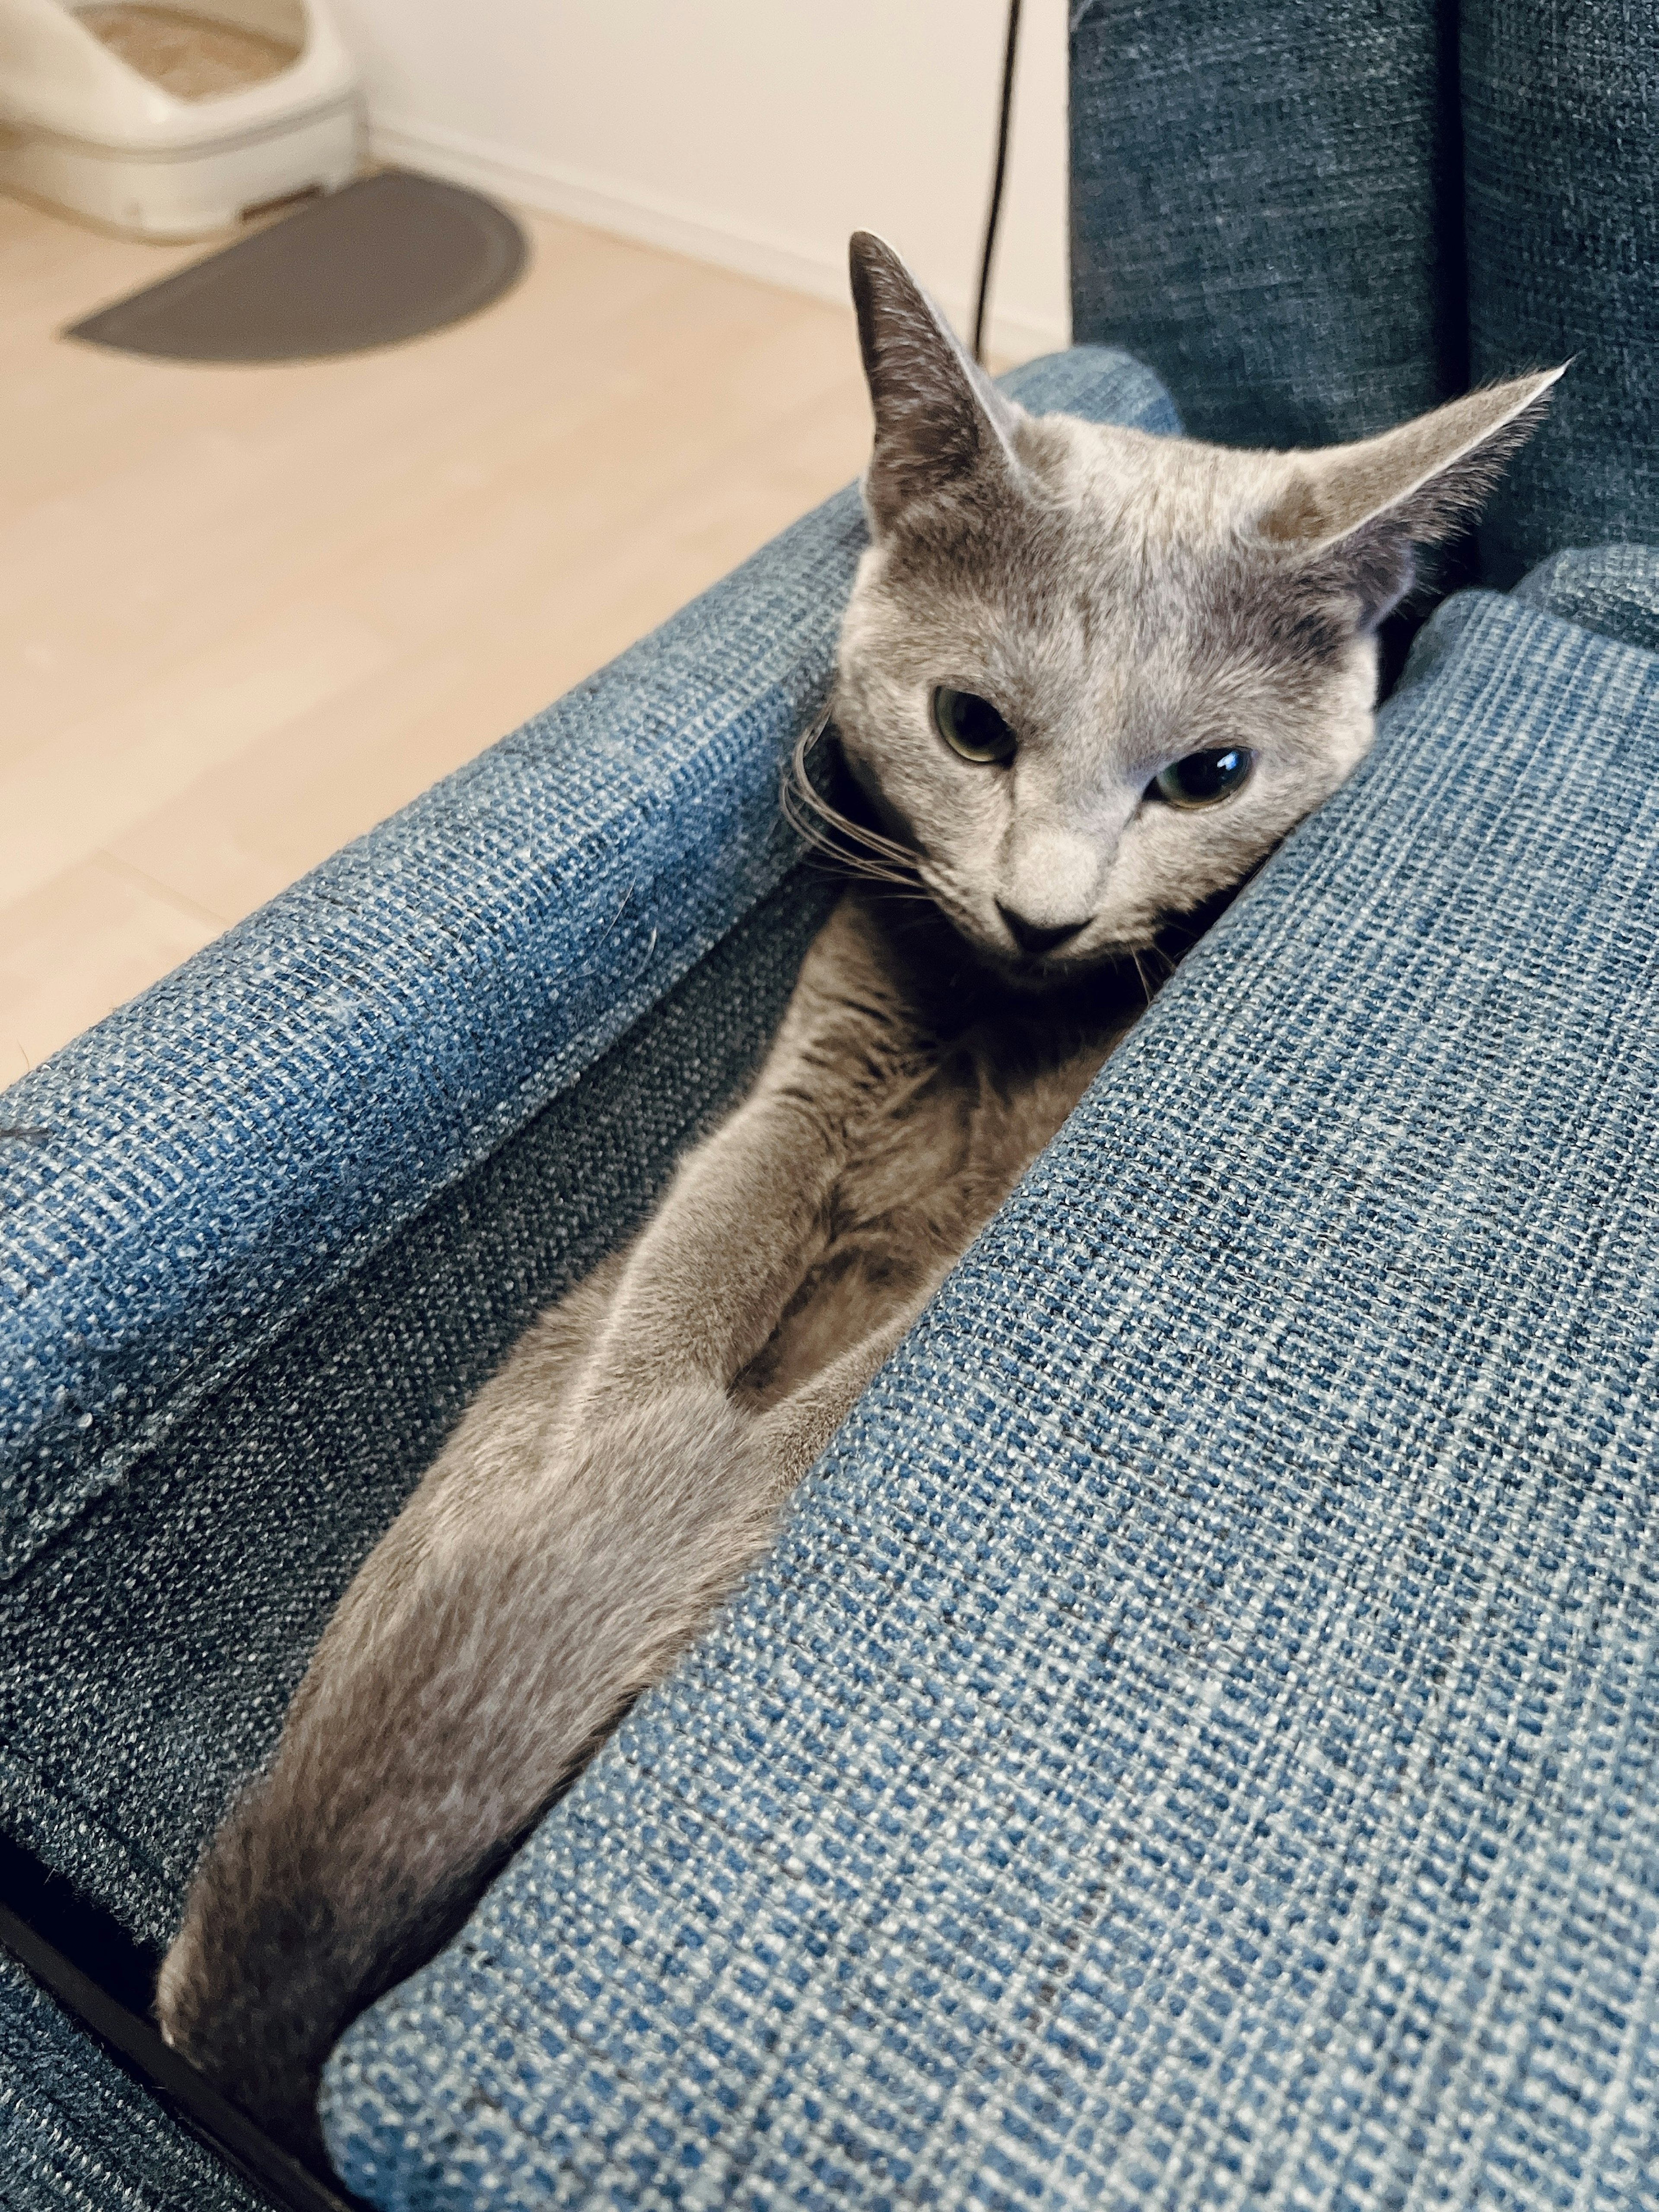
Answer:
[[849, 229, 1022, 538], [1259, 367, 1566, 625]]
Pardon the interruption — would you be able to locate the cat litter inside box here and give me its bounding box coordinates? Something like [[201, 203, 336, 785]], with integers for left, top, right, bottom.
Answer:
[[80, 5, 299, 101], [0, 0, 360, 239]]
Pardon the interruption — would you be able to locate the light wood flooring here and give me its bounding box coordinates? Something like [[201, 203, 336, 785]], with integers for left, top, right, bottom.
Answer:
[[0, 194, 876, 1082]]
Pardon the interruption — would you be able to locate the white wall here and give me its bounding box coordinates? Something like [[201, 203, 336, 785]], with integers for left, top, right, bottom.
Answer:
[[327, 0, 1070, 362]]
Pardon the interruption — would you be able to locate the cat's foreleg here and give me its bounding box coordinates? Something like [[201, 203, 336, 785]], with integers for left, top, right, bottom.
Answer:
[[568, 892, 922, 1427], [750, 1291, 937, 1497], [155, 1289, 926, 2161]]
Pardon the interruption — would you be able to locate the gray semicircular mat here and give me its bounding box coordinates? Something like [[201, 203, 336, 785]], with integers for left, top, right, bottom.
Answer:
[[64, 170, 529, 364]]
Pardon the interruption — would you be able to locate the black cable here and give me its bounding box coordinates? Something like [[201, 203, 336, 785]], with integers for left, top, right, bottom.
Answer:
[[972, 0, 1024, 365]]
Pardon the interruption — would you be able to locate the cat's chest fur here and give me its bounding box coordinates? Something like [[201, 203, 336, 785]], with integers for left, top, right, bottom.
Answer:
[[735, 896, 1141, 1407]]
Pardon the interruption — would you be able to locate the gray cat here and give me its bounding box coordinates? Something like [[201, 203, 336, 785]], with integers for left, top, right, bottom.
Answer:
[[156, 232, 1557, 2163]]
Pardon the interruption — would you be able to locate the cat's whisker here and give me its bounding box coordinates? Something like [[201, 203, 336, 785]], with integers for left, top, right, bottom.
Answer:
[[781, 775, 921, 885], [783, 817, 924, 894], [782, 715, 928, 894], [1146, 940, 1182, 988]]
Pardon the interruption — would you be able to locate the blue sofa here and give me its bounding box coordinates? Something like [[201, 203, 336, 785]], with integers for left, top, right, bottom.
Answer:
[[4, 4, 1656, 2206]]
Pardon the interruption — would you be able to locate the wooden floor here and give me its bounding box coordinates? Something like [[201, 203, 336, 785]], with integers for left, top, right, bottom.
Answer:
[[0, 194, 875, 1082]]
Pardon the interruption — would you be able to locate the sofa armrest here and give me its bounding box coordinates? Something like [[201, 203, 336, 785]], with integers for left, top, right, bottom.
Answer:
[[0, 346, 1177, 1586], [323, 575, 1659, 2210]]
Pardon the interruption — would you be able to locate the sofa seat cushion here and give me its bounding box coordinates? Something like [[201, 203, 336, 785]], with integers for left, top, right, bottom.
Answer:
[[324, 574, 1659, 2209]]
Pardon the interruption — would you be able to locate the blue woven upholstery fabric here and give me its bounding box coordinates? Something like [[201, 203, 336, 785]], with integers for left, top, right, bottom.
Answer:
[[0, 1953, 262, 2212], [0, 497, 839, 1589], [1464, 0, 1659, 585], [1513, 546, 1659, 657], [1069, 0, 1461, 447], [324, 575, 1659, 2208]]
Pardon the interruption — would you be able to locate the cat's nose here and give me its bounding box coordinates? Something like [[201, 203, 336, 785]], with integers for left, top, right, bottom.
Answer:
[[997, 905, 1090, 959]]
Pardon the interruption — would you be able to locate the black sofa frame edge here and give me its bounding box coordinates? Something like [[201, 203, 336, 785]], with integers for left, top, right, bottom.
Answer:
[[0, 1836, 364, 2212]]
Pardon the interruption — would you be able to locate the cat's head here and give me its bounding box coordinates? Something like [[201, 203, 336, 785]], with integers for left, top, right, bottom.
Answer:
[[816, 231, 1559, 985]]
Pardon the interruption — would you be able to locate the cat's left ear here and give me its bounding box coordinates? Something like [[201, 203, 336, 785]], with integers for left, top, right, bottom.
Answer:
[[1259, 366, 1566, 625], [849, 229, 1024, 539]]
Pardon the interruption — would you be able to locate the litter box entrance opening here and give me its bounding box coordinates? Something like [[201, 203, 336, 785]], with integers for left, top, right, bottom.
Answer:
[[74, 3, 302, 102]]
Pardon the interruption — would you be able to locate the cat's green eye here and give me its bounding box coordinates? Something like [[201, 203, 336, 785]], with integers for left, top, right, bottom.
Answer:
[[1151, 746, 1255, 809], [933, 686, 1017, 765]]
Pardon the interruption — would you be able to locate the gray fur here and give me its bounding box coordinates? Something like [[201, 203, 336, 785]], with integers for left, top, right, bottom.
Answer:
[[155, 231, 1556, 2166]]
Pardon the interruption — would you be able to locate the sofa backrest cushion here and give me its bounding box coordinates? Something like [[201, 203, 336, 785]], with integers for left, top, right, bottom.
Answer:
[[1071, 0, 1659, 588]]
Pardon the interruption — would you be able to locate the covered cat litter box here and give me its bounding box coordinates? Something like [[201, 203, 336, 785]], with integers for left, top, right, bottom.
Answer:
[[0, 0, 359, 238]]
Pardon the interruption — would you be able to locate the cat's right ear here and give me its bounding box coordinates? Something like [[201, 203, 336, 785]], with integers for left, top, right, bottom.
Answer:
[[849, 230, 1022, 538], [1258, 368, 1565, 627]]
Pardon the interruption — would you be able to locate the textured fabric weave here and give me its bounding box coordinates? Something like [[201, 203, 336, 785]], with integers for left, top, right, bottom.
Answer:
[[1069, 0, 1461, 447], [1464, 0, 1659, 585], [0, 492, 847, 1586], [1513, 545, 1659, 656], [324, 578, 1659, 2209], [0, 1952, 263, 2212]]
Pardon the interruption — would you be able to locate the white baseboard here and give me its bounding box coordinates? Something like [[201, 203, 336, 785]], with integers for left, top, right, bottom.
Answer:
[[369, 112, 1069, 366]]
